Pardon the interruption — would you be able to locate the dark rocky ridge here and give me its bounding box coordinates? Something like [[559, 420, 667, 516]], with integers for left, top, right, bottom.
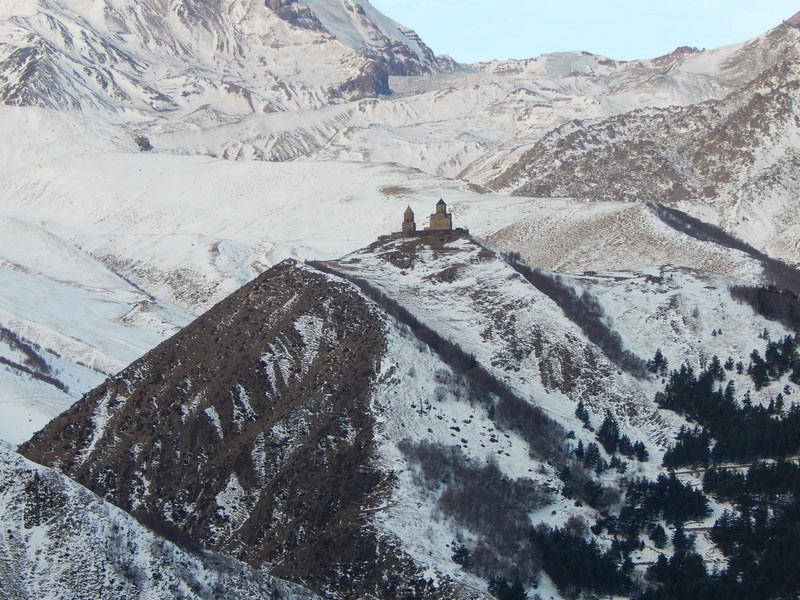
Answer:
[[650, 45, 701, 67], [20, 261, 444, 598], [265, 0, 327, 33]]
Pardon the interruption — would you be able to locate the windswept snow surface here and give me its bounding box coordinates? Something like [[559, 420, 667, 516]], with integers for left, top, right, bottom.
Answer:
[[0, 215, 192, 446], [0, 144, 541, 314]]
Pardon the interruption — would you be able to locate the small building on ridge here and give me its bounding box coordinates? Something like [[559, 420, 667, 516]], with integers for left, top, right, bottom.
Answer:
[[402, 206, 416, 235]]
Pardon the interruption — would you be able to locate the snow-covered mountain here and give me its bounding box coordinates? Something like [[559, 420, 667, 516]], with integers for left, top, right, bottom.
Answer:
[[2, 0, 796, 175], [138, 21, 800, 174], [0, 0, 447, 118], [3, 0, 798, 209], [20, 229, 800, 598], [4, 1, 800, 597], [488, 25, 800, 266], [0, 212, 193, 446]]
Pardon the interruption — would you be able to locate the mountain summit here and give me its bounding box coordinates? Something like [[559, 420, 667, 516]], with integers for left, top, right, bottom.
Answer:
[[266, 0, 447, 75]]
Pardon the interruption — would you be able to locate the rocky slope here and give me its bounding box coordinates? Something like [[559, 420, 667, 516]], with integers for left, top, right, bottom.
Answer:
[[0, 443, 317, 599], [21, 260, 456, 599]]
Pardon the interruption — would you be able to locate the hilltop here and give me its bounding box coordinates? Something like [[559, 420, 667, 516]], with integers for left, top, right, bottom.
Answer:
[[21, 227, 800, 598]]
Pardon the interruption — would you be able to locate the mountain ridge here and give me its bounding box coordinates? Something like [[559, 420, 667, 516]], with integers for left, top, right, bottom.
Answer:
[[21, 258, 462, 598], [488, 43, 800, 264], [0, 443, 319, 599]]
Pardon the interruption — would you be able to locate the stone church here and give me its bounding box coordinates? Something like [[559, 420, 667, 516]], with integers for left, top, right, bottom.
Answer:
[[428, 199, 453, 231], [401, 199, 453, 235]]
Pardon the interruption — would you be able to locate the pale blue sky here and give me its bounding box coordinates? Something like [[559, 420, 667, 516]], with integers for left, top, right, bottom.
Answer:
[[370, 1, 799, 62]]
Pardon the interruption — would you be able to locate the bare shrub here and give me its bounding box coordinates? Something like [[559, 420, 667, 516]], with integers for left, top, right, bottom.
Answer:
[[730, 285, 800, 333], [132, 510, 205, 555], [399, 440, 547, 584], [564, 515, 589, 537], [0, 324, 52, 374], [494, 394, 568, 462], [434, 369, 452, 385], [0, 356, 68, 392]]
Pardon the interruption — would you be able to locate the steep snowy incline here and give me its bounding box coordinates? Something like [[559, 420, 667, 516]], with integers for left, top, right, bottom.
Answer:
[[0, 444, 318, 599], [293, 0, 446, 75], [330, 233, 668, 438], [330, 232, 792, 445]]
